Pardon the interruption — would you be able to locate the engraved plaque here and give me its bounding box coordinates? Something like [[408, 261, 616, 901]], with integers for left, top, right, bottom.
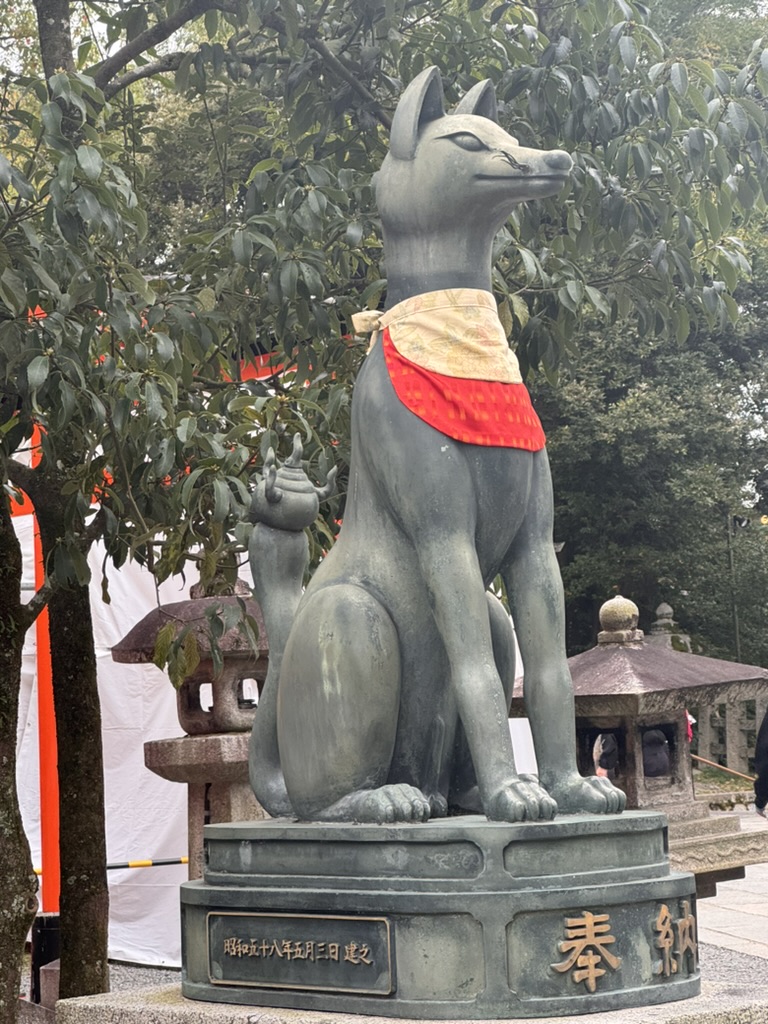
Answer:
[[207, 912, 393, 995]]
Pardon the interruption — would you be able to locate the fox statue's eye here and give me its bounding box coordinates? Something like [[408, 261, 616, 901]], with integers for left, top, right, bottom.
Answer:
[[449, 132, 488, 152]]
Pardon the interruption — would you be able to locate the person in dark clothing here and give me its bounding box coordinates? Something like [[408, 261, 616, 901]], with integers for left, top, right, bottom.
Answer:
[[594, 733, 619, 779], [755, 708, 768, 819], [642, 730, 671, 777]]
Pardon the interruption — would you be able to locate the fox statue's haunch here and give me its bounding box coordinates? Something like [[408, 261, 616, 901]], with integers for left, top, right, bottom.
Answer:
[[248, 67, 626, 824]]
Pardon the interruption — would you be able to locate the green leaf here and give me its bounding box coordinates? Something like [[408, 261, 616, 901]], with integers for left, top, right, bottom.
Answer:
[[566, 280, 584, 307], [702, 286, 719, 316], [198, 286, 216, 311], [74, 187, 101, 223], [41, 102, 64, 137], [726, 102, 749, 138], [701, 195, 721, 240], [176, 415, 197, 443], [306, 189, 327, 218], [232, 229, 253, 265], [245, 228, 276, 254], [518, 247, 540, 284], [30, 260, 61, 297], [298, 261, 324, 297], [510, 294, 530, 329], [76, 39, 93, 69], [153, 621, 177, 670], [687, 85, 709, 123], [557, 285, 578, 313], [213, 478, 230, 521], [280, 259, 298, 299], [586, 286, 611, 316], [689, 58, 715, 88], [204, 8, 218, 38], [675, 306, 691, 343], [145, 380, 165, 423], [76, 144, 103, 181], [490, 2, 510, 24], [181, 630, 201, 681], [632, 144, 652, 179], [280, 0, 300, 45], [0, 268, 27, 316], [0, 152, 13, 189], [619, 35, 637, 73], [670, 62, 688, 98], [26, 355, 50, 391], [717, 250, 738, 292], [57, 379, 76, 424], [305, 165, 332, 187], [722, 293, 738, 322], [345, 222, 363, 246]]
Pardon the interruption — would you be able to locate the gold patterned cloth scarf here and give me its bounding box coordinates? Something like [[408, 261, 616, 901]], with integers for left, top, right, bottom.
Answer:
[[351, 288, 522, 384]]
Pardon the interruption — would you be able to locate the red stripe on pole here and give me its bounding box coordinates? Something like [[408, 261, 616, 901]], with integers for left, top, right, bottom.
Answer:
[[30, 425, 60, 912]]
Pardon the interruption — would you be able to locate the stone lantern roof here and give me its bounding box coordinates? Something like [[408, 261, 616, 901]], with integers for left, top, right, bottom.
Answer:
[[112, 589, 268, 667], [514, 595, 768, 715]]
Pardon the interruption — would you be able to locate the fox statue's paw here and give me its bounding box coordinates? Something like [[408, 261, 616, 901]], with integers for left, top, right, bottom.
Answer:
[[313, 784, 432, 824], [545, 773, 626, 815], [484, 777, 558, 822]]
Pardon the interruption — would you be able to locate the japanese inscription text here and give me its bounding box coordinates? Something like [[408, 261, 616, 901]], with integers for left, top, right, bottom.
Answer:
[[221, 938, 373, 965], [653, 900, 698, 978], [551, 911, 622, 993], [550, 899, 698, 996], [207, 912, 392, 995]]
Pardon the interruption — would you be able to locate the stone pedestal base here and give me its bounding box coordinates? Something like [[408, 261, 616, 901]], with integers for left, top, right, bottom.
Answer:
[[181, 811, 699, 1018]]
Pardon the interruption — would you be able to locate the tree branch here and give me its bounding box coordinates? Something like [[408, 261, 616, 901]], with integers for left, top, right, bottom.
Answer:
[[305, 35, 391, 129], [256, 9, 392, 129], [83, 506, 106, 546], [6, 459, 54, 630], [7, 458, 34, 495], [17, 581, 54, 632], [95, 0, 392, 128], [92, 0, 218, 92], [103, 52, 186, 99]]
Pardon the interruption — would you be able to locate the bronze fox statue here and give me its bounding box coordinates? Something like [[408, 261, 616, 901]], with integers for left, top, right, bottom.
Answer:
[[248, 67, 626, 824]]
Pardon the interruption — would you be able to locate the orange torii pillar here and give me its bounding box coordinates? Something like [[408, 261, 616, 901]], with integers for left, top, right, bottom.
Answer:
[[12, 432, 60, 914]]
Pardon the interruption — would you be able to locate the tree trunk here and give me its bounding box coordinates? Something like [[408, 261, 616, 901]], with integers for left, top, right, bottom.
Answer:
[[23, 468, 109, 999], [32, 0, 75, 81], [46, 580, 110, 998], [0, 485, 39, 1024]]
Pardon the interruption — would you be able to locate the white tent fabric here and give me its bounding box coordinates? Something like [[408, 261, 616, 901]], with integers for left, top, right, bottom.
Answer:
[[15, 515, 189, 966]]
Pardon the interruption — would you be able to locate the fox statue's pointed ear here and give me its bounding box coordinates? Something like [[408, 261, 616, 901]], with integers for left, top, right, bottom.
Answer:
[[389, 66, 445, 161], [452, 79, 499, 123]]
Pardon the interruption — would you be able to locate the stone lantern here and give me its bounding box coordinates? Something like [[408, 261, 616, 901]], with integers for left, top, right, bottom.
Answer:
[[112, 587, 269, 879], [511, 595, 768, 897]]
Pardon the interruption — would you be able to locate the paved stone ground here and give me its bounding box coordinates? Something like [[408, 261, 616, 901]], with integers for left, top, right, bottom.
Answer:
[[696, 809, 768, 960]]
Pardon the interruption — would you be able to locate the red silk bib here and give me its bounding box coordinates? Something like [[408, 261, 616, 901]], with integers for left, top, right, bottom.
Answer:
[[381, 327, 546, 450]]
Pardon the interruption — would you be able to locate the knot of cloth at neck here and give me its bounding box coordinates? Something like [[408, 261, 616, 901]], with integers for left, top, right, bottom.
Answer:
[[351, 288, 522, 384]]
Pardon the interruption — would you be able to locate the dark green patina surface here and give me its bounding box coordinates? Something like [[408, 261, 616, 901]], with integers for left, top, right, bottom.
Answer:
[[181, 812, 699, 1018]]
